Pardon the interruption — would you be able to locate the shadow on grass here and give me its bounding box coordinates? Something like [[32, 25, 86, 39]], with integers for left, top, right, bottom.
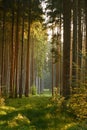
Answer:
[[0, 105, 65, 129], [0, 107, 51, 130]]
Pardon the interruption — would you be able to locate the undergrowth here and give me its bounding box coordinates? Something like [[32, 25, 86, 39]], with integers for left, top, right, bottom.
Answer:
[[0, 95, 87, 130]]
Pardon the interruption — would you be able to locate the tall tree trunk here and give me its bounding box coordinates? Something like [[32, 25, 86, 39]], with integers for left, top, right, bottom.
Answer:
[[72, 0, 78, 91], [51, 27, 54, 96], [1, 6, 6, 96], [78, 0, 82, 83], [19, 13, 24, 98], [15, 0, 20, 98], [85, 0, 87, 83], [25, 0, 31, 97], [56, 27, 60, 94], [52, 53, 54, 96], [56, 62, 59, 89], [30, 39, 35, 88], [9, 2, 15, 98], [59, 13, 63, 95], [63, 0, 71, 98]]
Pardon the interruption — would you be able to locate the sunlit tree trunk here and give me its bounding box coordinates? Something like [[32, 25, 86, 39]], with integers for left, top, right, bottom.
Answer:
[[25, 0, 31, 97], [72, 0, 78, 91], [78, 0, 82, 83], [19, 9, 24, 98], [30, 38, 35, 89], [56, 27, 60, 94]]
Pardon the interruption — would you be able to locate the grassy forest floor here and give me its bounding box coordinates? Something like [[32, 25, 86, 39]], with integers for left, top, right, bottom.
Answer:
[[0, 95, 87, 130]]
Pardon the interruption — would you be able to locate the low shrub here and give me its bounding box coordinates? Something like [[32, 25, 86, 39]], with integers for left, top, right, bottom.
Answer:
[[49, 94, 65, 115], [67, 87, 87, 120], [0, 97, 5, 106], [31, 85, 37, 95]]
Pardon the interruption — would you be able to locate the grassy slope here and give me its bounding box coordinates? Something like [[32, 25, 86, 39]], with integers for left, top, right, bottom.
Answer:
[[0, 96, 87, 130]]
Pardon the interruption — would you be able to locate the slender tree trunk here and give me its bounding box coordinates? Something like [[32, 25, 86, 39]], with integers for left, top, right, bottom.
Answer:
[[78, 0, 82, 83], [25, 0, 31, 97], [72, 0, 78, 91], [52, 53, 54, 96], [9, 2, 15, 98], [15, 0, 20, 98], [56, 27, 60, 94], [51, 26, 54, 96], [19, 14, 24, 98], [56, 62, 59, 88], [30, 39, 35, 87], [59, 13, 63, 95], [63, 0, 71, 98], [85, 0, 87, 83], [1, 7, 6, 96]]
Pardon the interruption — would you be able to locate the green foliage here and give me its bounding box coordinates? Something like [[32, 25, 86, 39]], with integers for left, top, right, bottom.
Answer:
[[0, 97, 5, 106], [8, 113, 30, 128], [31, 85, 37, 95], [50, 95, 65, 113], [66, 120, 87, 130], [67, 87, 87, 120], [31, 21, 48, 78]]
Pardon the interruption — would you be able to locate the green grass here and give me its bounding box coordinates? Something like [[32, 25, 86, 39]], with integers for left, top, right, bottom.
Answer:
[[0, 96, 87, 130]]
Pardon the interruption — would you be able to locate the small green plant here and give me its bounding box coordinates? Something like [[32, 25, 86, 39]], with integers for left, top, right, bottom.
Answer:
[[31, 85, 37, 95], [0, 97, 5, 106]]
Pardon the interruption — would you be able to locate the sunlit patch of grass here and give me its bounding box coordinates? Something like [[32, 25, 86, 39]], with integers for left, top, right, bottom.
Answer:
[[0, 121, 6, 125], [0, 105, 16, 118], [14, 113, 30, 124], [8, 120, 18, 127], [61, 123, 77, 130], [66, 121, 87, 130], [7, 113, 30, 128], [0, 106, 15, 111], [0, 110, 7, 115], [45, 113, 52, 119], [24, 104, 32, 109], [46, 103, 52, 108]]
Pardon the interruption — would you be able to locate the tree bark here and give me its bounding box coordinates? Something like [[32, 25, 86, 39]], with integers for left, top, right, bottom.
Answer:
[[63, 0, 71, 98], [9, 2, 15, 98], [15, 0, 20, 98], [25, 0, 31, 97], [72, 0, 78, 91], [19, 11, 24, 98]]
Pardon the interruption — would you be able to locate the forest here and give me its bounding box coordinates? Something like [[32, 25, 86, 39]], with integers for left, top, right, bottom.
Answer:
[[0, 0, 87, 129]]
